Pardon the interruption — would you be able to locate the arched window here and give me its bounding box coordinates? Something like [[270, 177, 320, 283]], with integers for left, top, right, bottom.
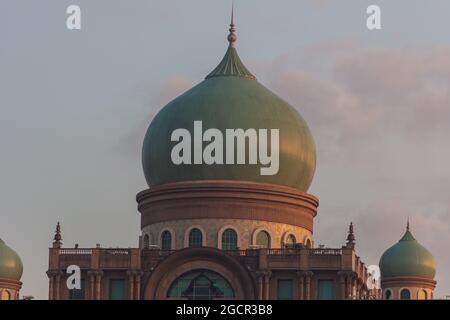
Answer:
[[189, 228, 203, 248], [161, 230, 172, 250], [143, 234, 150, 249], [167, 270, 234, 300], [418, 289, 428, 300], [285, 234, 296, 248], [1, 290, 10, 300], [305, 238, 312, 249], [385, 289, 392, 300], [221, 229, 238, 250], [256, 231, 270, 248], [400, 289, 411, 300]]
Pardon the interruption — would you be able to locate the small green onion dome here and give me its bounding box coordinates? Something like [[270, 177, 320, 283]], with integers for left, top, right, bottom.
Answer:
[[379, 225, 436, 280], [0, 238, 23, 281], [142, 21, 316, 192]]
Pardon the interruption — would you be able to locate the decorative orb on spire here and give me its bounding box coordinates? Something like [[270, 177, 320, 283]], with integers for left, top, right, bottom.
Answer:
[[227, 5, 237, 47]]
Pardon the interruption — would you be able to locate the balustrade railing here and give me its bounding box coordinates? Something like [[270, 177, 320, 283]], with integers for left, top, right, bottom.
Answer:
[[311, 248, 342, 255], [57, 247, 344, 256], [222, 249, 258, 256], [59, 248, 93, 255], [101, 249, 130, 255]]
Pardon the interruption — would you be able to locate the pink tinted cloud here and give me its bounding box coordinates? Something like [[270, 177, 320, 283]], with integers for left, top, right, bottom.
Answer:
[[258, 43, 450, 297]]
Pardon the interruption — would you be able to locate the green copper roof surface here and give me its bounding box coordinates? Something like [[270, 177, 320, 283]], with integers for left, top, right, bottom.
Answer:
[[206, 47, 256, 80], [379, 228, 436, 280], [0, 238, 23, 281]]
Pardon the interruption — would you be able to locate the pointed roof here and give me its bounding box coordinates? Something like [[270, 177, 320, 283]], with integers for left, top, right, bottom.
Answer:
[[52, 221, 63, 248], [54, 221, 62, 242], [205, 5, 256, 80], [399, 229, 415, 242], [399, 217, 416, 241], [346, 222, 355, 248]]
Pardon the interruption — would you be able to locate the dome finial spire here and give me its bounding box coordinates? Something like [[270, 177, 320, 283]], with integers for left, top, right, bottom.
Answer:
[[407, 216, 410, 232], [346, 222, 355, 249], [227, 1, 237, 48], [53, 221, 62, 248]]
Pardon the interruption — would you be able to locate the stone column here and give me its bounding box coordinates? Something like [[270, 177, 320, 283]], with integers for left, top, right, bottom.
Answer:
[[47, 272, 54, 300], [263, 271, 271, 300], [256, 272, 264, 300], [351, 277, 357, 299], [88, 271, 96, 300], [296, 271, 304, 300], [304, 272, 313, 300], [359, 286, 366, 300], [95, 271, 103, 300], [54, 272, 61, 300], [135, 272, 143, 300], [345, 274, 352, 299], [127, 271, 135, 300], [356, 281, 362, 299]]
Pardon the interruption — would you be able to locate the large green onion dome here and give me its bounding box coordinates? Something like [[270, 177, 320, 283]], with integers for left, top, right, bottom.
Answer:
[[142, 18, 316, 192], [0, 238, 23, 281], [379, 223, 436, 280]]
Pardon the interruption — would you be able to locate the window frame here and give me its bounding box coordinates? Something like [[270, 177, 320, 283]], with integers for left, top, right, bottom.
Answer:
[[384, 289, 392, 300], [317, 279, 335, 300], [400, 288, 411, 300], [187, 227, 204, 248], [220, 228, 238, 250], [167, 269, 235, 300], [277, 279, 294, 300], [161, 230, 173, 250], [109, 278, 126, 300], [255, 230, 271, 248]]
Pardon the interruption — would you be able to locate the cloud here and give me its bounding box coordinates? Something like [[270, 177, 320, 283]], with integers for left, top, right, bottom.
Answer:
[[258, 43, 450, 297], [112, 76, 195, 157]]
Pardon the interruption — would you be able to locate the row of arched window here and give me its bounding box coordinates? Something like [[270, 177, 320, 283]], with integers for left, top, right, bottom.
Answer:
[[384, 288, 429, 300], [143, 227, 312, 250]]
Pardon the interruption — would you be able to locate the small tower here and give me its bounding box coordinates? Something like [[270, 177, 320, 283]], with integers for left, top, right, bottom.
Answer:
[[346, 222, 355, 249], [379, 220, 436, 300], [52, 222, 62, 249], [0, 238, 23, 300]]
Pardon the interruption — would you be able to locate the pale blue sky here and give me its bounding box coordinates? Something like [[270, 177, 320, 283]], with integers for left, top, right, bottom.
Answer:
[[1, 0, 450, 299]]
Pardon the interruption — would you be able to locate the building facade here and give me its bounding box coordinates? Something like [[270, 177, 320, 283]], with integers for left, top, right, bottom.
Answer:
[[48, 225, 373, 300], [46, 13, 434, 301]]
